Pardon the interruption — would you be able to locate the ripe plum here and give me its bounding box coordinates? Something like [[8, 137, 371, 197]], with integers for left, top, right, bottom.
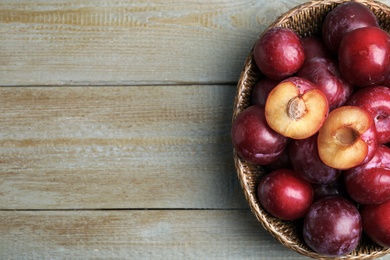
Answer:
[[231, 105, 287, 165], [361, 200, 390, 247], [257, 169, 313, 220], [322, 1, 379, 53], [254, 27, 305, 80], [303, 196, 362, 256], [288, 134, 341, 184]]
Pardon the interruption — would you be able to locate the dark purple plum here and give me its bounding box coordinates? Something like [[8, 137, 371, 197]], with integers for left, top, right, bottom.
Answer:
[[258, 169, 313, 220], [302, 36, 332, 60], [361, 200, 390, 247], [251, 78, 279, 106], [297, 57, 353, 110], [231, 105, 287, 165], [338, 27, 390, 87], [254, 27, 305, 81], [288, 134, 341, 184], [345, 145, 390, 205], [346, 86, 390, 144], [264, 146, 292, 173], [322, 1, 379, 53], [303, 196, 362, 256]]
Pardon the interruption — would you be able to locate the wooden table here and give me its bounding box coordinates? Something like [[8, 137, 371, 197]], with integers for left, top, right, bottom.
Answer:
[[1, 0, 389, 259]]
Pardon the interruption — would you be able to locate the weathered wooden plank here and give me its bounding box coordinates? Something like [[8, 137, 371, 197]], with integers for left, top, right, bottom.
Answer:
[[0, 209, 312, 259], [0, 0, 313, 86], [0, 85, 248, 209]]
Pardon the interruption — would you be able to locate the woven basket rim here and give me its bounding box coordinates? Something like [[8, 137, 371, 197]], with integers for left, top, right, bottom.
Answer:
[[233, 0, 390, 259]]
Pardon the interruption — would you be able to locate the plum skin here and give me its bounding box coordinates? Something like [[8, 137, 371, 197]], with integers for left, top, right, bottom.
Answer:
[[322, 1, 379, 53], [303, 196, 362, 257], [345, 167, 390, 205], [257, 168, 313, 220], [301, 36, 332, 60], [231, 105, 287, 165], [361, 200, 390, 248], [338, 27, 390, 87], [345, 145, 390, 205], [288, 133, 341, 184], [254, 27, 305, 81], [250, 78, 279, 106], [297, 57, 353, 110], [346, 86, 390, 144]]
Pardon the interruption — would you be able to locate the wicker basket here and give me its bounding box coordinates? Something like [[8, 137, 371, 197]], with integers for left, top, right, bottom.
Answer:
[[233, 0, 390, 259]]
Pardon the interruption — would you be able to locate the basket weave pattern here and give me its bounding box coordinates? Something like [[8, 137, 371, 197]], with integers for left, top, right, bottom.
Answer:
[[233, 0, 390, 259]]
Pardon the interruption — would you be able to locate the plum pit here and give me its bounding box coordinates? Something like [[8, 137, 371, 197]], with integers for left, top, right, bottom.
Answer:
[[287, 96, 306, 120]]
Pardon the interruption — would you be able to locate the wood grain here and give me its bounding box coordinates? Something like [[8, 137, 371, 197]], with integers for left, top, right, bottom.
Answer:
[[0, 85, 249, 209], [2, 1, 390, 259], [0, 210, 308, 259], [0, 0, 311, 86]]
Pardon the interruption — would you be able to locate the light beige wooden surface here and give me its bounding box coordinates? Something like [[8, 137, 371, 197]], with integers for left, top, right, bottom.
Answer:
[[0, 0, 307, 86], [0, 85, 244, 209], [1, 0, 389, 259]]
